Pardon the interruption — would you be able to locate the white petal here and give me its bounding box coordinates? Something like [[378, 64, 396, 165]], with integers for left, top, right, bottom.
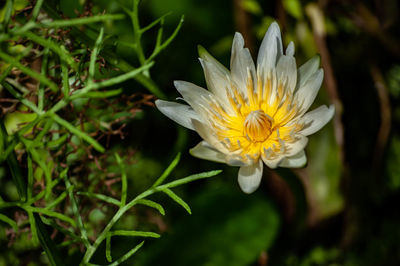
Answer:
[[190, 141, 226, 163], [262, 155, 284, 169], [276, 55, 297, 93], [285, 135, 309, 156], [238, 160, 263, 194], [257, 22, 283, 74], [299, 105, 335, 136], [286, 41, 295, 56], [279, 150, 307, 168], [262, 136, 308, 168], [297, 55, 320, 89], [155, 100, 199, 130], [198, 45, 230, 76], [192, 119, 229, 153], [230, 32, 256, 94], [295, 69, 324, 112], [173, 80, 215, 120], [199, 59, 233, 112]]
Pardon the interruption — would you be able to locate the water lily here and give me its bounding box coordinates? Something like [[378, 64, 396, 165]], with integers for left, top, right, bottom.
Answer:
[[156, 22, 335, 194]]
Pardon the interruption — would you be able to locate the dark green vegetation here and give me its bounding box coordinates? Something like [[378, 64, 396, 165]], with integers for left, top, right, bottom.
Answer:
[[1, 0, 400, 265]]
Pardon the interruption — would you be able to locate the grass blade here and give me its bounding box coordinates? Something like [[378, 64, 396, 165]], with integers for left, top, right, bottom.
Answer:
[[34, 214, 65, 266], [136, 199, 165, 215], [0, 213, 18, 232], [162, 188, 191, 214], [152, 153, 180, 187]]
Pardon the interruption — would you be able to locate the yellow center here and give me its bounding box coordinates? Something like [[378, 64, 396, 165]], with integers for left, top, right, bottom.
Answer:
[[206, 74, 303, 161], [243, 110, 273, 142]]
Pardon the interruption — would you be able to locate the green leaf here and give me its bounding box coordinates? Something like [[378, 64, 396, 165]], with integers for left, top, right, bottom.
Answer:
[[136, 199, 165, 215], [109, 230, 160, 238], [39, 14, 125, 28], [162, 188, 191, 214], [1, 120, 27, 201], [283, 0, 303, 19], [34, 213, 65, 266], [77, 191, 121, 206], [108, 241, 145, 266], [240, 0, 262, 16], [152, 153, 181, 187], [115, 153, 127, 206], [49, 113, 105, 153], [64, 173, 90, 247], [0, 213, 18, 232]]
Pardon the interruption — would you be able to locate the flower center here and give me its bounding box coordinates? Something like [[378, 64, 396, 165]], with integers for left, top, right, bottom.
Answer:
[[243, 110, 273, 142]]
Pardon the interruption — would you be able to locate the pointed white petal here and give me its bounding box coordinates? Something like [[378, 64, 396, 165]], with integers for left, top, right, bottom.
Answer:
[[276, 55, 297, 93], [286, 41, 295, 56], [155, 100, 199, 130], [238, 160, 263, 194], [192, 119, 229, 153], [257, 22, 283, 74], [230, 32, 256, 94], [198, 45, 230, 76], [297, 55, 320, 89], [199, 59, 233, 112], [190, 141, 226, 163], [279, 150, 307, 168], [299, 105, 335, 136], [296, 69, 324, 112], [174, 80, 214, 118]]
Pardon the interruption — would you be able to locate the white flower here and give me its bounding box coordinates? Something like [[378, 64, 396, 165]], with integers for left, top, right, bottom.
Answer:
[[156, 22, 335, 194]]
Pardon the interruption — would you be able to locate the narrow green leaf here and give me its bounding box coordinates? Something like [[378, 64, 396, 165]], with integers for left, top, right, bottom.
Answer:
[[61, 61, 70, 98], [157, 170, 222, 191], [31, 0, 44, 21], [34, 214, 65, 266], [24, 206, 76, 226], [73, 62, 154, 97], [88, 27, 104, 83], [147, 15, 184, 62], [106, 235, 112, 262], [47, 134, 68, 149], [110, 230, 160, 238], [77, 192, 120, 206], [140, 12, 172, 33], [162, 188, 191, 214], [50, 113, 105, 153], [64, 173, 90, 248], [152, 153, 180, 187], [3, 0, 13, 28], [41, 217, 81, 242], [45, 191, 68, 210], [0, 213, 18, 232], [0, 51, 59, 93], [84, 88, 123, 98], [108, 241, 144, 266], [27, 156, 33, 200], [115, 153, 127, 206], [27, 211, 39, 245], [39, 14, 125, 28], [136, 199, 165, 215], [21, 31, 77, 69], [1, 121, 27, 201], [2, 82, 42, 114]]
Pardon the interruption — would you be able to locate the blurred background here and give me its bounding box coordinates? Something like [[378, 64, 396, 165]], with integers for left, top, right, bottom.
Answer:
[[1, 0, 400, 265]]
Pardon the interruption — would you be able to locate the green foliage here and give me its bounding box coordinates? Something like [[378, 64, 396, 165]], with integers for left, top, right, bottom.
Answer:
[[0, 0, 221, 265]]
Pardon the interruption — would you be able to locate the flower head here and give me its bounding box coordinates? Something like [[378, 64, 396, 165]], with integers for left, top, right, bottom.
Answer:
[[156, 22, 335, 193]]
